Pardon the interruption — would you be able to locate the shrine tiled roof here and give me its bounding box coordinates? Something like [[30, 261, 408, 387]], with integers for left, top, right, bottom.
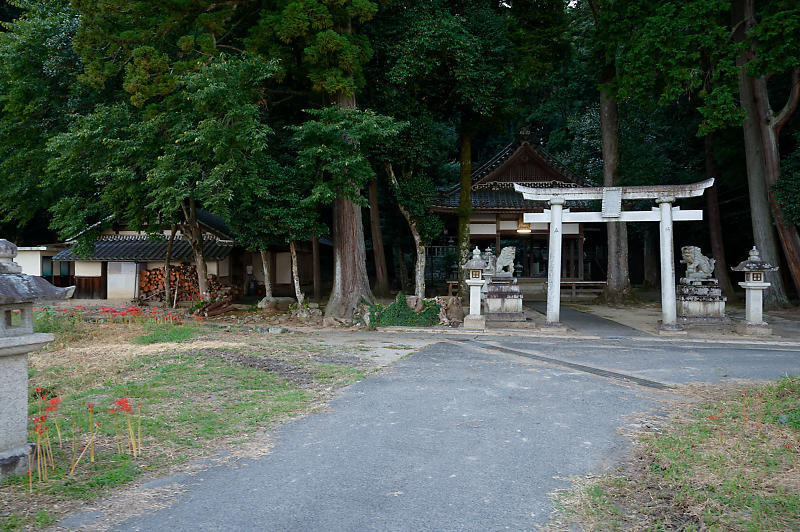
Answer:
[[52, 236, 234, 262], [432, 133, 591, 212], [434, 183, 554, 211]]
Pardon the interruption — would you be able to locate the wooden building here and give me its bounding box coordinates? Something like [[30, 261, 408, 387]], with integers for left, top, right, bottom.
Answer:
[[431, 130, 597, 281]]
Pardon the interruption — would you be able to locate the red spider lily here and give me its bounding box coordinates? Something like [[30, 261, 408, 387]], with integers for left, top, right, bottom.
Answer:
[[45, 397, 61, 412], [86, 402, 95, 412], [115, 397, 132, 413], [708, 414, 720, 421], [35, 387, 43, 395], [75, 305, 86, 310], [99, 307, 114, 313], [108, 407, 117, 414]]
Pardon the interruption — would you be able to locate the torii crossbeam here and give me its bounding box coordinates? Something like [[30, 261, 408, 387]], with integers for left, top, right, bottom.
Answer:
[[514, 178, 715, 331]]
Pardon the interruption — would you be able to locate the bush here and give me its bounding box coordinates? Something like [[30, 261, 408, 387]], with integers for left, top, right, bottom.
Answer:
[[369, 293, 441, 327]]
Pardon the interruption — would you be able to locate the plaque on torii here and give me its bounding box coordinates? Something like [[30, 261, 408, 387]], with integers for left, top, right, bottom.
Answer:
[[514, 178, 714, 332]]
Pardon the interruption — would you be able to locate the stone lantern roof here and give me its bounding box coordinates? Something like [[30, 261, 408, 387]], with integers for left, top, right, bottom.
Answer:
[[462, 247, 488, 271], [0, 239, 74, 304], [731, 246, 779, 273]]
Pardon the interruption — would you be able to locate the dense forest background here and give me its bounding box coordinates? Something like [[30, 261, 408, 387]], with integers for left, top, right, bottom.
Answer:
[[0, 0, 798, 316]]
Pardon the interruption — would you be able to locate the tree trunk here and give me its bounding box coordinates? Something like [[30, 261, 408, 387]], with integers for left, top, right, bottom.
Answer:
[[368, 178, 390, 296], [325, 93, 374, 318], [599, 69, 631, 304], [326, 195, 373, 317], [312, 236, 320, 300], [752, 72, 800, 296], [289, 241, 304, 305], [385, 163, 426, 299], [395, 246, 409, 293], [642, 228, 660, 289], [704, 135, 738, 301], [181, 197, 209, 299], [164, 225, 176, 308], [732, 0, 789, 307], [457, 132, 472, 299], [260, 249, 273, 299]]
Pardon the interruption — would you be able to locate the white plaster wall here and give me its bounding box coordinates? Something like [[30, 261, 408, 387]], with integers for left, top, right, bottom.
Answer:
[[16, 250, 42, 276], [106, 261, 137, 299], [75, 261, 103, 277], [218, 257, 230, 277], [146, 262, 165, 270], [276, 252, 291, 284], [470, 223, 497, 236], [207, 261, 218, 276]]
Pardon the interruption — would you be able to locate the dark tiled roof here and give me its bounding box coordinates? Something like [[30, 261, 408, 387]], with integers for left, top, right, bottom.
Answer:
[[196, 209, 233, 239], [53, 236, 234, 262], [435, 187, 549, 211]]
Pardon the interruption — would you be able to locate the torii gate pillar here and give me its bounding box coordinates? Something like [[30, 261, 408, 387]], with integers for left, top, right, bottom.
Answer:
[[657, 197, 679, 330], [546, 198, 565, 325]]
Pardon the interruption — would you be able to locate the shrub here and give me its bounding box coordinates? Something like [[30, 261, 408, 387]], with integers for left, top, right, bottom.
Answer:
[[369, 293, 441, 327]]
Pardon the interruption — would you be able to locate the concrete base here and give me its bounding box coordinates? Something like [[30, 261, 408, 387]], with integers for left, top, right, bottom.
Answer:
[[542, 321, 565, 330], [679, 315, 732, 326], [0, 443, 33, 481], [485, 312, 526, 322], [463, 315, 486, 330], [736, 322, 772, 336], [657, 323, 687, 336]]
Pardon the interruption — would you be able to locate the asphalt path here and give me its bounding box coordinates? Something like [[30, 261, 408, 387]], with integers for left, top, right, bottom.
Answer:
[[68, 334, 799, 531]]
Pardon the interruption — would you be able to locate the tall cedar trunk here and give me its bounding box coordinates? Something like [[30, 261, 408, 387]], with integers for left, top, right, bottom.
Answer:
[[325, 93, 374, 318], [368, 178, 390, 296], [732, 0, 789, 307], [164, 225, 176, 308], [312, 236, 320, 300], [260, 249, 273, 299], [457, 132, 472, 299], [752, 72, 800, 295], [386, 163, 426, 298], [642, 228, 660, 288], [289, 241, 304, 305], [181, 197, 209, 299], [396, 247, 409, 292], [704, 134, 738, 301], [599, 69, 631, 304]]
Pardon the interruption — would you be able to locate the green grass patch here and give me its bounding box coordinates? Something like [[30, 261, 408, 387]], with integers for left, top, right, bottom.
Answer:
[[134, 324, 198, 344], [549, 375, 800, 531], [369, 292, 441, 327]]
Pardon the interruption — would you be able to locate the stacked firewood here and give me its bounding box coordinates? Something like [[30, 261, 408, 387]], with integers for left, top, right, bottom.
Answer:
[[138, 265, 239, 302]]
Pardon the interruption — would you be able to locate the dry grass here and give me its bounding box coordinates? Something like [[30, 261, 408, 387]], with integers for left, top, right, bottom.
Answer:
[[547, 378, 800, 531], [2, 322, 375, 531]]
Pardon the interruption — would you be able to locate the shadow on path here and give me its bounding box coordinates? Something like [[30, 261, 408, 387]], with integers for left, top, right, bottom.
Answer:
[[528, 301, 652, 338]]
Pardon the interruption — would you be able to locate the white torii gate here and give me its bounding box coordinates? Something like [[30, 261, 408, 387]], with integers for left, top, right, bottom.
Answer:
[[514, 178, 714, 331]]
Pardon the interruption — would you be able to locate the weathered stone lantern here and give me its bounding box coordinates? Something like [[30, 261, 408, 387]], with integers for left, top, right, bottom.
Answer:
[[462, 247, 488, 330], [0, 239, 73, 480], [732, 246, 778, 336]]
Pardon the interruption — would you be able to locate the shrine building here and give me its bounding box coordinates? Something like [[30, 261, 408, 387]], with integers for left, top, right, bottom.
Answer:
[[431, 130, 600, 283]]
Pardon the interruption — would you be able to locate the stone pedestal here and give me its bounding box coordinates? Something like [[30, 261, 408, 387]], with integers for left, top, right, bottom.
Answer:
[[0, 333, 52, 478], [484, 276, 525, 322], [0, 239, 72, 481], [677, 278, 729, 324]]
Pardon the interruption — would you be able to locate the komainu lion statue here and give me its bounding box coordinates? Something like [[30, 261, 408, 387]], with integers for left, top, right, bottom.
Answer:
[[495, 246, 516, 276], [681, 245, 715, 280]]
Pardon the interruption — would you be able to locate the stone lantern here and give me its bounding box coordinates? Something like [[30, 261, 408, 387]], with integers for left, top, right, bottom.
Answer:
[[0, 239, 73, 480], [462, 247, 488, 330], [731, 246, 778, 336]]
